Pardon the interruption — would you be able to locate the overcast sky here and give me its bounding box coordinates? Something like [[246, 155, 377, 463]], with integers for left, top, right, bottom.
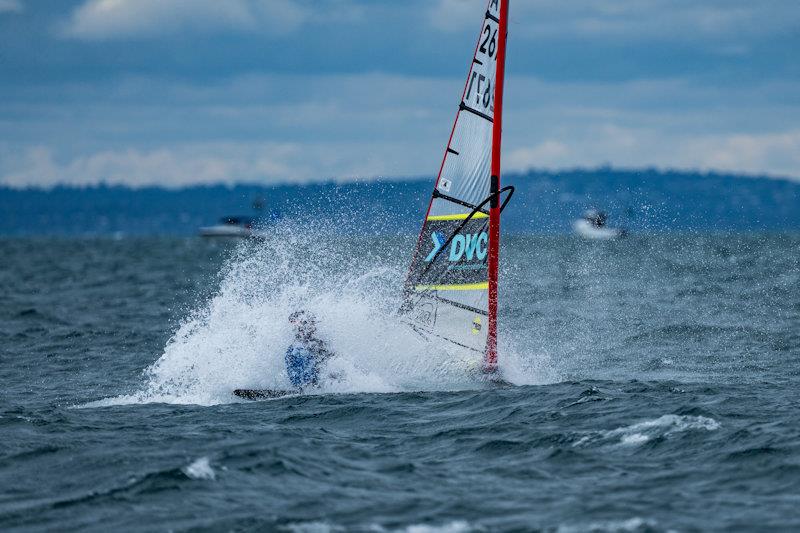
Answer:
[[1, 0, 799, 188]]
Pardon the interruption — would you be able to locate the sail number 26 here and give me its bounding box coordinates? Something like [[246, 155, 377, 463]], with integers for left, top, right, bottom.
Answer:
[[479, 23, 497, 58]]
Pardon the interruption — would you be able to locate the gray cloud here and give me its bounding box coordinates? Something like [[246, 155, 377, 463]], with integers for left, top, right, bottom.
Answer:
[[2, 72, 799, 188], [61, 0, 308, 40], [0, 0, 22, 14]]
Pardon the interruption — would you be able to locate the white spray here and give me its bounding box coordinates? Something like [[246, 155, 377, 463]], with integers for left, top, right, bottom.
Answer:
[[98, 220, 557, 406]]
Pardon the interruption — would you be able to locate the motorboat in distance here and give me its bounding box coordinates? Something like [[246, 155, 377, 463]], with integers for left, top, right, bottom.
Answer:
[[199, 195, 281, 238], [199, 215, 261, 238], [573, 209, 627, 240]]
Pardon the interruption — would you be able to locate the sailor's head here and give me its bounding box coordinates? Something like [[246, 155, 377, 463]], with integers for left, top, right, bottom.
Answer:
[[289, 310, 317, 339]]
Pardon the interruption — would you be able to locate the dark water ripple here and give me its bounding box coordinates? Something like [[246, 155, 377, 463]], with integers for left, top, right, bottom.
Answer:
[[1, 235, 799, 531]]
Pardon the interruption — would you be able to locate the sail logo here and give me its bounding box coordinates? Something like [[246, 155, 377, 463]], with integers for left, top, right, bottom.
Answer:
[[449, 232, 488, 262], [425, 232, 447, 262], [424, 231, 488, 263]]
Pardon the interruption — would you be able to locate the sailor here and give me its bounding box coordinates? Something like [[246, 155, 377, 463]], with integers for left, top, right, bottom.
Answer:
[[285, 310, 336, 389], [584, 209, 607, 228]]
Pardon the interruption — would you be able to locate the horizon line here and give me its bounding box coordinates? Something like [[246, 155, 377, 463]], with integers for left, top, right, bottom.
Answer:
[[1, 165, 799, 192]]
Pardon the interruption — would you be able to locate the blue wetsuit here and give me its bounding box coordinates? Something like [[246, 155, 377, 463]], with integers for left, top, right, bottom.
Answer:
[[284, 337, 335, 389], [285, 343, 320, 388]]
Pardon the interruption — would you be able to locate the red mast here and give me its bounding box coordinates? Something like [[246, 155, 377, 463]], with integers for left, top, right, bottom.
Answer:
[[484, 0, 509, 373]]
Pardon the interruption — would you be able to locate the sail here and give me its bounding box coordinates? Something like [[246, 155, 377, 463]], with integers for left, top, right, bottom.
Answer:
[[402, 0, 509, 368]]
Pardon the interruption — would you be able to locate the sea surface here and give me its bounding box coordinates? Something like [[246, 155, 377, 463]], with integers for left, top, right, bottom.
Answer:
[[1, 232, 799, 532]]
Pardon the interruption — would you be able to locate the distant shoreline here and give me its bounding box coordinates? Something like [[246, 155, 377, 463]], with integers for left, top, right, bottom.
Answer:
[[1, 168, 798, 236]]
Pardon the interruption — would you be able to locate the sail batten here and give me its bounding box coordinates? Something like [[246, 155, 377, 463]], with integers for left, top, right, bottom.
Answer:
[[459, 103, 494, 123], [402, 0, 509, 366]]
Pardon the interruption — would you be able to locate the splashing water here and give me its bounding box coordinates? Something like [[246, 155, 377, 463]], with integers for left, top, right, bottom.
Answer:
[[182, 457, 216, 481], [573, 414, 721, 447], [94, 221, 556, 406]]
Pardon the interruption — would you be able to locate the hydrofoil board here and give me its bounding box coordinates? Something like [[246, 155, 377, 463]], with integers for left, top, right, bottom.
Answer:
[[233, 389, 298, 400]]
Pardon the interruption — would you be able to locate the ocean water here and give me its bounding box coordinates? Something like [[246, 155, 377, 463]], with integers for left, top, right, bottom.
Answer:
[[1, 231, 799, 531]]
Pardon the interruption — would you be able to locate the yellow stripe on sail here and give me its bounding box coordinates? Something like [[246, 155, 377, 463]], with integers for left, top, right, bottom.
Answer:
[[414, 282, 489, 291], [427, 212, 489, 221]]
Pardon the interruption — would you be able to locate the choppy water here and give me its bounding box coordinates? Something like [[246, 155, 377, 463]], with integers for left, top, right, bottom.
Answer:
[[1, 232, 799, 531]]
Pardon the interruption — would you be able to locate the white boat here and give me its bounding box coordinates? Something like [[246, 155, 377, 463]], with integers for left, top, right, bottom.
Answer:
[[573, 210, 626, 240], [200, 195, 280, 238], [199, 216, 259, 238]]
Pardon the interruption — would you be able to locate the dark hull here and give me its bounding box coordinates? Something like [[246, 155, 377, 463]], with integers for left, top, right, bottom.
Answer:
[[233, 389, 298, 400]]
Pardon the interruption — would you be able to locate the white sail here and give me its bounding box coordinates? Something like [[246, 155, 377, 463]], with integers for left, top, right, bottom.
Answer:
[[402, 0, 509, 360]]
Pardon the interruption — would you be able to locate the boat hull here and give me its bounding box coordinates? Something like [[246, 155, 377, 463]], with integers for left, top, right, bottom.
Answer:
[[573, 219, 626, 240], [199, 225, 254, 238]]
